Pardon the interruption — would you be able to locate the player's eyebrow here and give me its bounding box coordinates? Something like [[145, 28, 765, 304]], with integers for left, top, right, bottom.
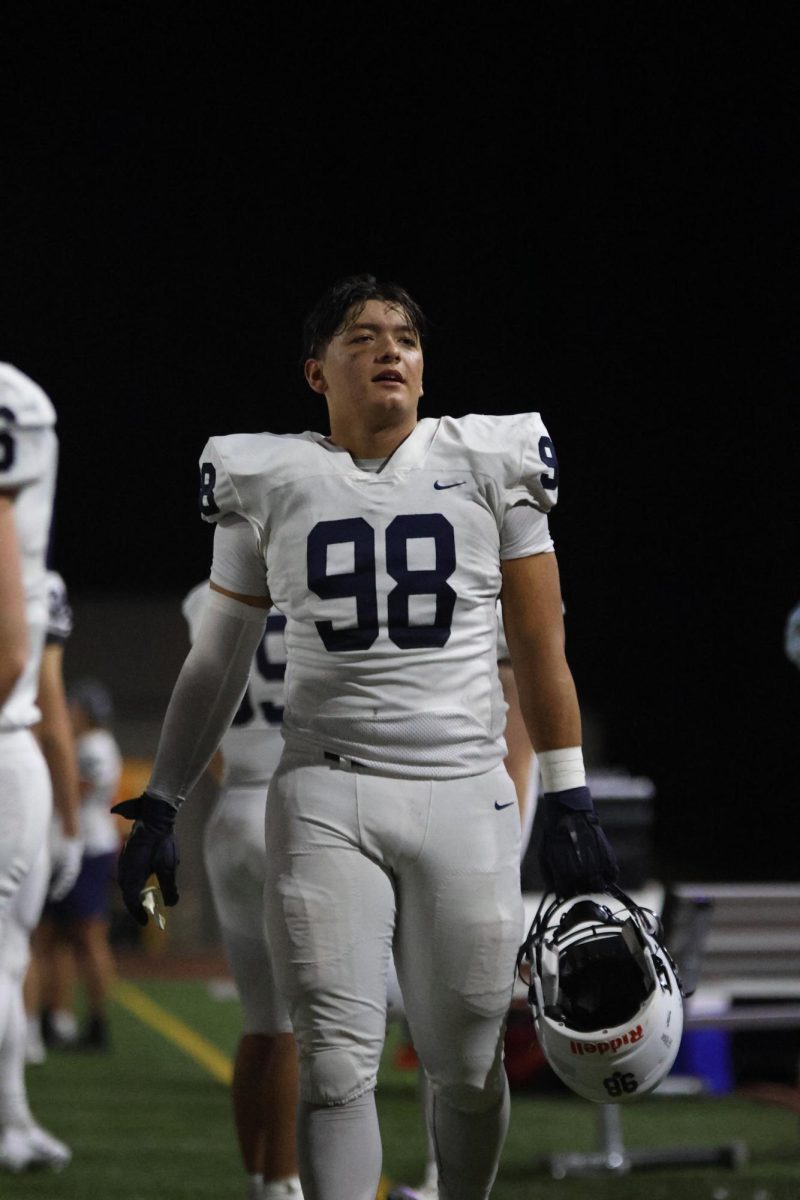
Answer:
[[348, 321, 418, 336]]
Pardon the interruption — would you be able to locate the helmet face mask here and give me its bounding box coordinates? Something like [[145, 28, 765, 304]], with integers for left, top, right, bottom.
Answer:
[[520, 889, 685, 1104]]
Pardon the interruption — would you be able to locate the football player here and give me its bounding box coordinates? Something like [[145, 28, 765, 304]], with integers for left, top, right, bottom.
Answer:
[[114, 274, 617, 1200], [182, 581, 302, 1200], [0, 365, 73, 1171], [35, 673, 122, 1052]]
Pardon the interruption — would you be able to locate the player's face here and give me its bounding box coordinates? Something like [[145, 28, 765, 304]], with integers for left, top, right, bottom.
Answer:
[[304, 299, 424, 435]]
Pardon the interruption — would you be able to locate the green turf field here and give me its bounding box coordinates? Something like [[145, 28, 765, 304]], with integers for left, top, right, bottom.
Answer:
[[10, 977, 800, 1200]]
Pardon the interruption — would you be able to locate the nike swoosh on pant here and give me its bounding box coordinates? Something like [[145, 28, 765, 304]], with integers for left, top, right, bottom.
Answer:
[[494, 801, 516, 810]]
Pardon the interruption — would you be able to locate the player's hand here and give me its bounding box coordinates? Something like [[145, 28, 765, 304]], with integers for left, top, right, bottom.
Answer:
[[111, 792, 179, 925], [48, 834, 84, 901], [537, 786, 618, 898]]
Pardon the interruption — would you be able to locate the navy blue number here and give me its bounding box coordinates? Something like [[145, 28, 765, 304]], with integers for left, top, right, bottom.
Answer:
[[307, 518, 379, 651], [199, 461, 220, 515], [308, 515, 456, 652], [386, 514, 456, 648], [539, 435, 559, 490], [232, 613, 287, 727], [0, 406, 16, 472]]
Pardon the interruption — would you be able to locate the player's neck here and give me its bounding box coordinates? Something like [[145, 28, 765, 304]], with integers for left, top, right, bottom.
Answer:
[[326, 415, 418, 462]]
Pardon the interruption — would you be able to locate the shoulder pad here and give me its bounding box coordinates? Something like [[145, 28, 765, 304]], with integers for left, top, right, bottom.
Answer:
[[0, 364, 56, 427], [440, 413, 559, 513], [198, 431, 318, 523]]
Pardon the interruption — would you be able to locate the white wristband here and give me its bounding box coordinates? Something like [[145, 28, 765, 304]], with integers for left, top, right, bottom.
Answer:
[[537, 746, 586, 793]]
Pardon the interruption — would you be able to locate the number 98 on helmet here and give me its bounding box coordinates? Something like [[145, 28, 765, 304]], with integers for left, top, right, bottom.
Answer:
[[517, 889, 685, 1104]]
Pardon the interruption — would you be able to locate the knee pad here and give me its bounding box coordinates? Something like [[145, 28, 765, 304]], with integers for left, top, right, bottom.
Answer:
[[299, 1046, 376, 1107]]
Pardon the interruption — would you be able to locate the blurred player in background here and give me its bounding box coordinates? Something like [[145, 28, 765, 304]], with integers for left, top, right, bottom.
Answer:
[[114, 276, 616, 1200], [0, 365, 74, 1171], [34, 676, 122, 1052], [183, 582, 302, 1200], [785, 600, 800, 670], [24, 570, 84, 1061]]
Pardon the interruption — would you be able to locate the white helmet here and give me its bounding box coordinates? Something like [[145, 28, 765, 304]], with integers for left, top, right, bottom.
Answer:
[[518, 888, 684, 1103]]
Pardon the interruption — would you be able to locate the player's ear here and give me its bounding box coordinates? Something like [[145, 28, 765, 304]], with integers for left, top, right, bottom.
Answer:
[[304, 358, 327, 395]]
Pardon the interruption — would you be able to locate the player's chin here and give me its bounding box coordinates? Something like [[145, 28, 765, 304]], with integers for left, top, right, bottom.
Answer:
[[366, 387, 419, 415]]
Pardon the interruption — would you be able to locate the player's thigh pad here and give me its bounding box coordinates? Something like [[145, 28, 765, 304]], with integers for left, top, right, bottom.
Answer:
[[0, 731, 52, 929], [394, 765, 524, 1104], [264, 752, 396, 1105]]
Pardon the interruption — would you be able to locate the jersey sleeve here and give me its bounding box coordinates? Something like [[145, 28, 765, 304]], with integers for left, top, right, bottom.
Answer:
[[198, 436, 243, 524], [493, 413, 559, 558], [209, 516, 269, 596], [197, 435, 274, 598], [501, 412, 559, 516], [0, 366, 57, 492]]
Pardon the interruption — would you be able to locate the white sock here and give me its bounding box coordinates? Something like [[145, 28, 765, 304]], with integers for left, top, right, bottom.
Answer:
[[51, 1009, 78, 1041], [263, 1176, 303, 1198], [247, 1171, 264, 1199], [0, 981, 33, 1128]]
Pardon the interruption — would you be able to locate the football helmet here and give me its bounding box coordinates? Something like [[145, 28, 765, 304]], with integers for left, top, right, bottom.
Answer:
[[517, 887, 684, 1103]]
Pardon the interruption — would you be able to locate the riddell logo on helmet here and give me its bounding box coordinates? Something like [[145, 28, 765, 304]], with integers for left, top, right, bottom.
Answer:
[[569, 1026, 644, 1056]]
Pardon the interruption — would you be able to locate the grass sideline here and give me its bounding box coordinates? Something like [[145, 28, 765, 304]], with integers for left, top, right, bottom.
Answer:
[[9, 976, 799, 1200]]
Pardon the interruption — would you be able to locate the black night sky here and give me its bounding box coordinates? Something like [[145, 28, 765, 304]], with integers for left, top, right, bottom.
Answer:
[[2, 6, 799, 880]]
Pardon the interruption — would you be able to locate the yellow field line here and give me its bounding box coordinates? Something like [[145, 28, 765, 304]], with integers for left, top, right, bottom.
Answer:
[[112, 978, 394, 1196], [112, 979, 233, 1085]]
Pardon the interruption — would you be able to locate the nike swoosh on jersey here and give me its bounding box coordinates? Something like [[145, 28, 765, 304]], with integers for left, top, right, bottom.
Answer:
[[433, 480, 466, 489], [494, 800, 516, 810]]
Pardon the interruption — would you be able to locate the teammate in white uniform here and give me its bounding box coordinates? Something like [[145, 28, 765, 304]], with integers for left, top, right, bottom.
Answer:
[[0, 365, 72, 1171], [114, 276, 616, 1200], [183, 582, 302, 1200], [36, 676, 122, 1050], [24, 570, 84, 1060]]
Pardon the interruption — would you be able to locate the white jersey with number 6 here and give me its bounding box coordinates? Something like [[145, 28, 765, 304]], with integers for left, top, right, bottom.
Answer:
[[199, 413, 557, 778]]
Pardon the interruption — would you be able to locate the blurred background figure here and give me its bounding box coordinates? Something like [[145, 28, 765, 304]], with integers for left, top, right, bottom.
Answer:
[[784, 601, 800, 670], [24, 569, 83, 1063], [33, 677, 121, 1053]]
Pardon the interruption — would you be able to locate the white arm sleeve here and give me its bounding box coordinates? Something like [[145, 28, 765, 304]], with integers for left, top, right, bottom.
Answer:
[[148, 589, 267, 806]]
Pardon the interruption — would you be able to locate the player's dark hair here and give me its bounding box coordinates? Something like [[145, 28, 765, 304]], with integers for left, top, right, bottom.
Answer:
[[302, 273, 427, 361]]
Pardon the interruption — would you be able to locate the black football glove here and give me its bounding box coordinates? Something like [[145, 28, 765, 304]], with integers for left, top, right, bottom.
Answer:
[[111, 792, 180, 926], [537, 786, 618, 898]]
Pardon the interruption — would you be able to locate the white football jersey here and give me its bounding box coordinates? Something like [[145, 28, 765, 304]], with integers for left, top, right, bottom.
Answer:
[[182, 581, 286, 789], [200, 413, 558, 778], [0, 364, 59, 731]]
